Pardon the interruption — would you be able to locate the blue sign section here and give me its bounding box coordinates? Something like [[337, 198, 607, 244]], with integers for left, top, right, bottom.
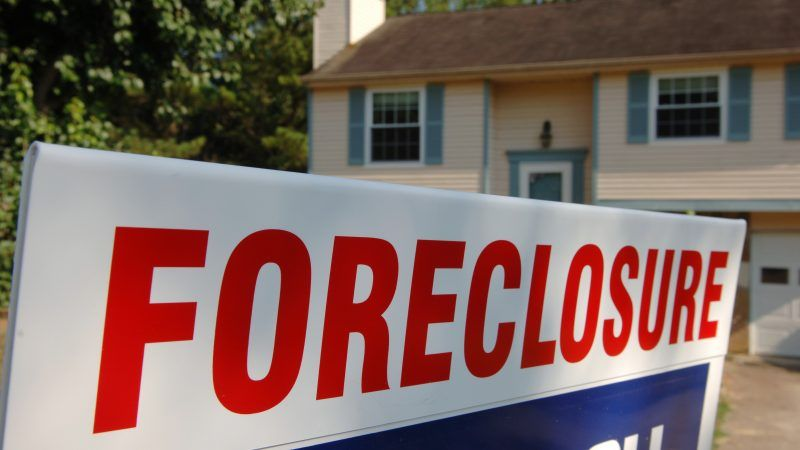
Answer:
[[304, 364, 709, 450]]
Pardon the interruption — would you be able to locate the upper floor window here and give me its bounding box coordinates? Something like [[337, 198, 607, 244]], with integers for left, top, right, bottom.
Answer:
[[368, 90, 422, 163], [655, 74, 723, 139]]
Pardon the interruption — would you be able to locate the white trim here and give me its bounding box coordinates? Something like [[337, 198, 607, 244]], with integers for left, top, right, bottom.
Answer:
[[518, 162, 572, 202], [365, 86, 425, 167], [649, 69, 728, 145]]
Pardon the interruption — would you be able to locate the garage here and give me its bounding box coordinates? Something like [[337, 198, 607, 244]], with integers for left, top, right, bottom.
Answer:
[[750, 233, 800, 357]]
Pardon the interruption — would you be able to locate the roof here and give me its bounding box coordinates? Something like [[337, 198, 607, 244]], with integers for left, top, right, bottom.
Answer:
[[306, 0, 800, 83]]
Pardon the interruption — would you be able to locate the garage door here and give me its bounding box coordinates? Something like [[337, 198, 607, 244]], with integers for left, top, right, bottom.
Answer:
[[751, 233, 800, 357]]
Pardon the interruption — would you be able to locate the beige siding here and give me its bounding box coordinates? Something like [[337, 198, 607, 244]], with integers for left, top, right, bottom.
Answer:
[[597, 64, 800, 200], [489, 79, 593, 199], [311, 82, 484, 192]]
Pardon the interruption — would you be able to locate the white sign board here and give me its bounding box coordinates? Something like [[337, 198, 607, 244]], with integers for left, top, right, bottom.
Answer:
[[1, 143, 745, 449]]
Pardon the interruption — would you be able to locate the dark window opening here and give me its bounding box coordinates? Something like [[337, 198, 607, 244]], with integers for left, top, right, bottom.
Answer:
[[656, 76, 721, 139], [761, 267, 789, 284], [370, 91, 421, 162]]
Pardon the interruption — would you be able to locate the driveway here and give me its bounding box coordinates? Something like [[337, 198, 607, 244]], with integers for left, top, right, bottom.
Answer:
[[716, 354, 800, 449]]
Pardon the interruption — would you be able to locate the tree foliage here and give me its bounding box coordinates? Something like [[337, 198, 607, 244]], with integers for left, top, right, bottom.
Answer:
[[0, 0, 562, 306], [0, 0, 318, 306]]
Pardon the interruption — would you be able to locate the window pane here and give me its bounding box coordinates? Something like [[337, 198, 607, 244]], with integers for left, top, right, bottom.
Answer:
[[408, 127, 420, 160], [408, 92, 419, 106], [372, 128, 386, 161], [397, 127, 407, 160], [704, 107, 720, 136], [761, 268, 789, 284], [386, 128, 396, 160], [371, 91, 421, 125], [690, 77, 703, 92], [657, 109, 673, 137], [658, 75, 719, 106], [386, 95, 395, 124], [373, 94, 384, 124], [409, 93, 419, 124], [656, 106, 721, 138], [371, 126, 420, 162], [705, 120, 720, 136]]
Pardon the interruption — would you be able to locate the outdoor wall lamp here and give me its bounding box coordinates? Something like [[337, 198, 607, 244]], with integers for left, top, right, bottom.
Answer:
[[540, 120, 553, 149]]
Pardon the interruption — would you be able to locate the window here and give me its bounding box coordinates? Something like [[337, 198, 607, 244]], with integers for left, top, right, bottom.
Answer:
[[369, 91, 422, 163], [761, 267, 789, 284], [655, 75, 722, 139]]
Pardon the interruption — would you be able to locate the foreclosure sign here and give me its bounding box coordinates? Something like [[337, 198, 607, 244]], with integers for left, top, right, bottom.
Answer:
[[1, 143, 745, 449]]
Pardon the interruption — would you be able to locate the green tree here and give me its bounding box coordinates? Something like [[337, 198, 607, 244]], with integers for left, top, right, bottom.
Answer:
[[0, 0, 319, 306], [185, 0, 317, 170]]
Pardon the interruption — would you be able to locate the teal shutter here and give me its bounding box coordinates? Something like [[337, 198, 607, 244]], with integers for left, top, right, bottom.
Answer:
[[728, 67, 752, 141], [425, 83, 444, 165], [627, 71, 650, 143], [348, 87, 365, 165], [787, 64, 800, 139]]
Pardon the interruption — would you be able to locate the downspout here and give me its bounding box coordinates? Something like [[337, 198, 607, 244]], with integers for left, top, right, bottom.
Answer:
[[307, 89, 314, 174], [591, 73, 599, 204]]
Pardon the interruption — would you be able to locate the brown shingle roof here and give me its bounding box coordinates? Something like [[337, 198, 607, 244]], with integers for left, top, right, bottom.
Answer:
[[306, 0, 800, 82]]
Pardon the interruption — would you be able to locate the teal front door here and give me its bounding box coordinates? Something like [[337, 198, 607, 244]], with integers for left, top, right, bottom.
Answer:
[[528, 172, 563, 201]]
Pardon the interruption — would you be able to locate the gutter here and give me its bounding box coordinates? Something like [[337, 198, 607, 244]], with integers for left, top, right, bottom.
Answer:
[[303, 47, 800, 87]]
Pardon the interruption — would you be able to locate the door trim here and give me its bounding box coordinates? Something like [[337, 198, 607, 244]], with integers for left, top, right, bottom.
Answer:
[[507, 149, 588, 203], [518, 162, 572, 202]]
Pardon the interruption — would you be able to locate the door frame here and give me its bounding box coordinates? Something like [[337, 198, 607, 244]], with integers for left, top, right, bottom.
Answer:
[[518, 161, 573, 202], [507, 149, 588, 203]]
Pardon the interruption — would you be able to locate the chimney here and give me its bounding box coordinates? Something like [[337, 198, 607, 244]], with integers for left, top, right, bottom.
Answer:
[[313, 0, 386, 69]]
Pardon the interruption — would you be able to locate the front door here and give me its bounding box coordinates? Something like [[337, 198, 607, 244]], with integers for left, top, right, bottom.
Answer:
[[519, 162, 572, 202]]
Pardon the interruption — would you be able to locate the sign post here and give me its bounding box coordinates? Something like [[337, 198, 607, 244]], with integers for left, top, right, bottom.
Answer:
[[1, 143, 745, 449]]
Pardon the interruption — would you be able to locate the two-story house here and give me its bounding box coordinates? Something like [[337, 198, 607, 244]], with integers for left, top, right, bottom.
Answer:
[[303, 0, 800, 358]]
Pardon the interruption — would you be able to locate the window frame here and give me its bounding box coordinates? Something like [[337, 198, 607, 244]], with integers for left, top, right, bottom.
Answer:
[[365, 87, 426, 167], [649, 69, 728, 144]]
